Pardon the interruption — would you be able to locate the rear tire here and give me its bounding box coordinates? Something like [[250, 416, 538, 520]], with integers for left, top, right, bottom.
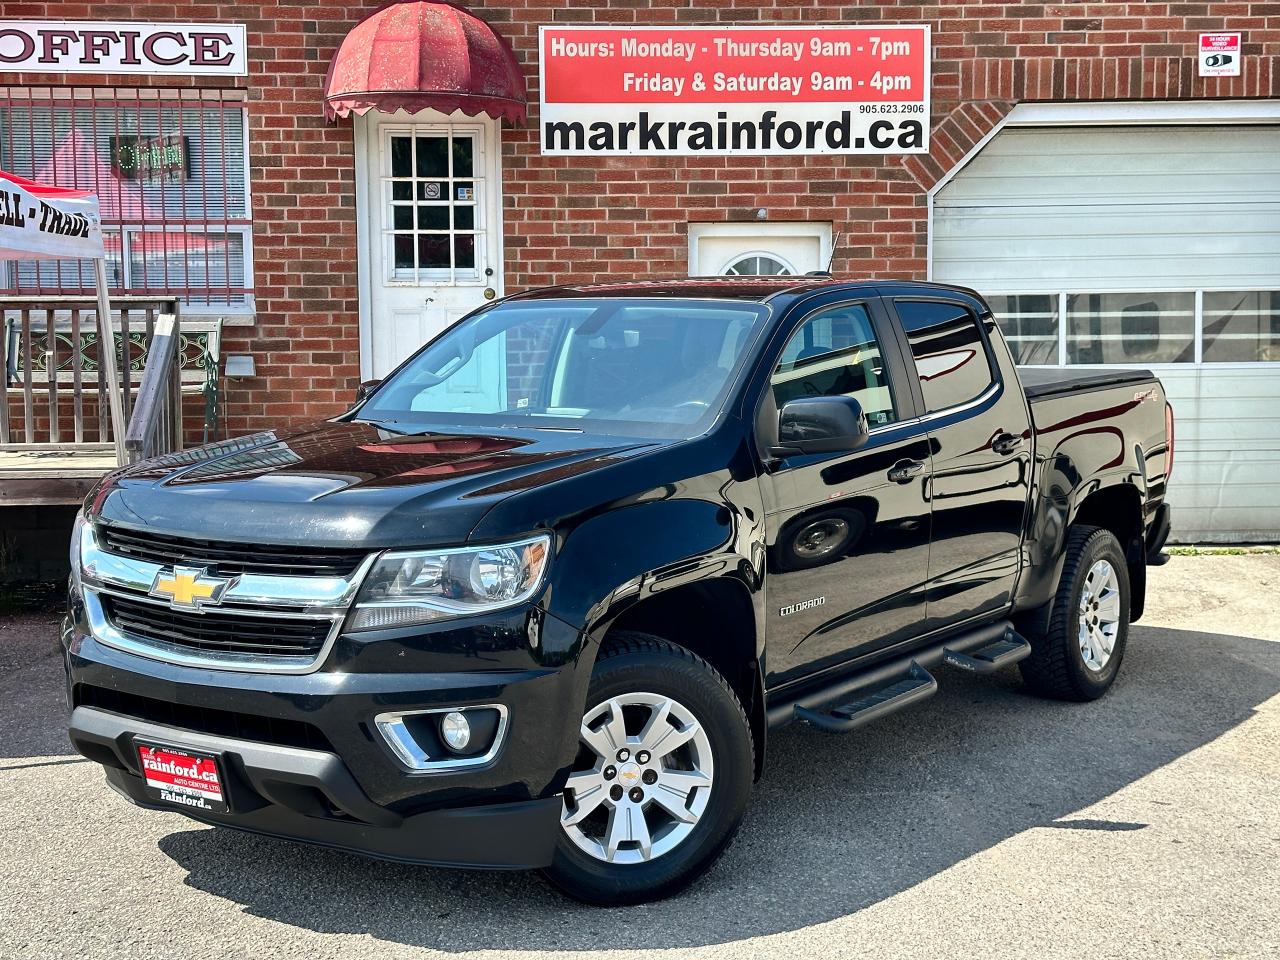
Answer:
[[542, 632, 753, 906], [1019, 525, 1130, 702]]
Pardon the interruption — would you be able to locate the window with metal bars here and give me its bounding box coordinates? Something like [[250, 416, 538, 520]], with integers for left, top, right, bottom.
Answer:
[[0, 86, 253, 313]]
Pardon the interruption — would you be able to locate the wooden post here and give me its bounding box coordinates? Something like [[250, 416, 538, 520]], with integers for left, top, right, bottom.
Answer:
[[94, 259, 127, 464]]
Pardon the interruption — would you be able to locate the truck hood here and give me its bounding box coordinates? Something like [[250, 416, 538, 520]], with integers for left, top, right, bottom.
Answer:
[[88, 420, 652, 548]]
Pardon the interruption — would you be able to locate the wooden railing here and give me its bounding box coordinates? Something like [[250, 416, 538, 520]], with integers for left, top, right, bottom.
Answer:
[[0, 296, 189, 464]]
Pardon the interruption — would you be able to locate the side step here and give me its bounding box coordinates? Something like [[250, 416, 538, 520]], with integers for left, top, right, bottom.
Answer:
[[795, 664, 937, 733], [942, 627, 1032, 674]]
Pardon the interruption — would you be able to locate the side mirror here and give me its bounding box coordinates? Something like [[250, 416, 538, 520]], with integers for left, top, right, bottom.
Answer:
[[771, 396, 870, 457], [354, 379, 382, 404]]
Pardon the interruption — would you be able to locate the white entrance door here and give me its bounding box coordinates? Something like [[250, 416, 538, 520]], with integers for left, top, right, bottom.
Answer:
[[689, 222, 833, 276], [357, 111, 503, 383]]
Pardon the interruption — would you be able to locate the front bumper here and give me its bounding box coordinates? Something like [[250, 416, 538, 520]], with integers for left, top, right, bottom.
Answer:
[[69, 705, 561, 869], [63, 598, 591, 870]]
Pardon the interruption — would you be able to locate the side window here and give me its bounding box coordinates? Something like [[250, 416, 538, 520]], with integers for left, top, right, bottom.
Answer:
[[771, 303, 896, 427], [897, 300, 996, 413]]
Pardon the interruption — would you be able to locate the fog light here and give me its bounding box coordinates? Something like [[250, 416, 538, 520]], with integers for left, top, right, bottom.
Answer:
[[440, 711, 472, 752]]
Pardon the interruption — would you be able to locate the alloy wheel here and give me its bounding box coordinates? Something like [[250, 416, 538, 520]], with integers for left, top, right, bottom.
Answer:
[[560, 691, 714, 865], [1078, 559, 1121, 671]]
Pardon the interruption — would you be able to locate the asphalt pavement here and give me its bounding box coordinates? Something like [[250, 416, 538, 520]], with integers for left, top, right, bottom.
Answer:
[[1, 555, 1277, 959]]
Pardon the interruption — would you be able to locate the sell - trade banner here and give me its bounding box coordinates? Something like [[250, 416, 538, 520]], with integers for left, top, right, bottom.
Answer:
[[539, 25, 930, 156], [0, 170, 104, 261]]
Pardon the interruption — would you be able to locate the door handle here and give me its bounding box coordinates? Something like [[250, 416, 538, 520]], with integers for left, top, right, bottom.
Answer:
[[888, 459, 926, 483], [992, 433, 1024, 456]]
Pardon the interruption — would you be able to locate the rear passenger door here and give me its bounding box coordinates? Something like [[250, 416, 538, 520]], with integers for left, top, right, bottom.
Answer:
[[759, 296, 933, 686], [888, 296, 1033, 632]]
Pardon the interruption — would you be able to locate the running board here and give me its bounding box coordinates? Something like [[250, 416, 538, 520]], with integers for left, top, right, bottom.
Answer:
[[767, 619, 1020, 731], [795, 664, 937, 733], [941, 628, 1032, 674]]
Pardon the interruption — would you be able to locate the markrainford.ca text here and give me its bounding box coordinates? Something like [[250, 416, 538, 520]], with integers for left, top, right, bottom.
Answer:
[[544, 110, 925, 152]]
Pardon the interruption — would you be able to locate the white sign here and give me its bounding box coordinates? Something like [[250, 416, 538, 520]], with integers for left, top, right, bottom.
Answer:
[[0, 171, 104, 262], [540, 25, 930, 156], [0, 21, 247, 77], [1199, 32, 1242, 78]]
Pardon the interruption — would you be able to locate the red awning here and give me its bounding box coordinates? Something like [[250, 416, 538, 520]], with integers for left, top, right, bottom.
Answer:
[[323, 1, 526, 123]]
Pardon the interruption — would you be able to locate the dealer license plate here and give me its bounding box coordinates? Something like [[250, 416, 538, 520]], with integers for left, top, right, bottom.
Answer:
[[135, 741, 228, 814]]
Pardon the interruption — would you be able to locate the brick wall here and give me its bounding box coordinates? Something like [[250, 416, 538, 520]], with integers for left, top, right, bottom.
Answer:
[[7, 1, 1280, 438]]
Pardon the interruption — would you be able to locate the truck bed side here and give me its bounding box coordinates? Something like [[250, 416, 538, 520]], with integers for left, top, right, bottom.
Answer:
[[1014, 371, 1171, 619]]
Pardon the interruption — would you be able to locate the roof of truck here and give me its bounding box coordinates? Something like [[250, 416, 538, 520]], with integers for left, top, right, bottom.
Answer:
[[507, 277, 983, 303]]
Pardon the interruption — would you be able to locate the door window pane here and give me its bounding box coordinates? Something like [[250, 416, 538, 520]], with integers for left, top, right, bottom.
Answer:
[[417, 235, 450, 270], [383, 129, 482, 283], [415, 136, 448, 177], [1203, 291, 1280, 362], [452, 138, 474, 177], [416, 206, 448, 231], [1067, 292, 1194, 364], [772, 303, 895, 426], [988, 294, 1059, 365], [898, 300, 995, 412]]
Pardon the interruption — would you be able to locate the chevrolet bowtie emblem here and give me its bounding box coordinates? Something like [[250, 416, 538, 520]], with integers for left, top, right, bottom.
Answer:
[[149, 566, 234, 611]]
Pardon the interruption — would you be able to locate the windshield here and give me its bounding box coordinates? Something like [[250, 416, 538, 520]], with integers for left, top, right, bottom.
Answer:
[[357, 298, 771, 439]]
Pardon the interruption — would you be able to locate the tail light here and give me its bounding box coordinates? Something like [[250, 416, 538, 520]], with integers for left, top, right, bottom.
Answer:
[[1164, 402, 1175, 481]]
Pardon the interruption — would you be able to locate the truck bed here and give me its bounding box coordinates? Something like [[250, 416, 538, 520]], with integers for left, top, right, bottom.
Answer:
[[1019, 366, 1157, 401]]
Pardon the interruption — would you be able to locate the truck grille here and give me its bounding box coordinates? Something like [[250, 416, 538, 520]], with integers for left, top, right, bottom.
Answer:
[[97, 526, 367, 578], [101, 594, 335, 658]]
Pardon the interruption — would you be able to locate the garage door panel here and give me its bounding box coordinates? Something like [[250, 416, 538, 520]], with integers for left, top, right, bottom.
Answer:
[[934, 123, 1280, 541]]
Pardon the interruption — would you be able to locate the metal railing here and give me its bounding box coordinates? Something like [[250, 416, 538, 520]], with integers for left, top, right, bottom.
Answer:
[[1, 295, 185, 464], [123, 307, 183, 463]]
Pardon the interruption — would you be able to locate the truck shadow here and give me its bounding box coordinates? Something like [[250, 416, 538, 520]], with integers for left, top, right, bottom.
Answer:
[[155, 623, 1280, 951]]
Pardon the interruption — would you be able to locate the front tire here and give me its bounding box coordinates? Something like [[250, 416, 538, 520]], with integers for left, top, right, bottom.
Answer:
[[1020, 525, 1130, 701], [542, 633, 753, 906]]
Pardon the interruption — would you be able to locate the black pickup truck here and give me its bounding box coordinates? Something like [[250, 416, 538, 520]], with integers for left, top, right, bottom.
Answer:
[[64, 278, 1173, 905]]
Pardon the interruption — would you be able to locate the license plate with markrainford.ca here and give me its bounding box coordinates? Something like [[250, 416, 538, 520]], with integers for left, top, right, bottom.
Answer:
[[135, 741, 228, 814]]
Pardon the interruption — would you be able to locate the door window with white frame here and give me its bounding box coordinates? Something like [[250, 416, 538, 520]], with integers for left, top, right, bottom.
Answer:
[[383, 129, 484, 284]]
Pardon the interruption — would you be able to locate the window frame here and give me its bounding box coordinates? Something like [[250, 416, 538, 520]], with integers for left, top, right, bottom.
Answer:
[[986, 286, 1280, 368], [0, 85, 255, 318]]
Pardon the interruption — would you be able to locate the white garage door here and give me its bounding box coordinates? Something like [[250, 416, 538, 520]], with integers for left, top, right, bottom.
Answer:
[[933, 124, 1280, 543]]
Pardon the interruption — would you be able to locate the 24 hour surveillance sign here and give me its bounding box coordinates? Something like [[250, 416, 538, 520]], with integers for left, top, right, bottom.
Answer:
[[539, 25, 930, 156]]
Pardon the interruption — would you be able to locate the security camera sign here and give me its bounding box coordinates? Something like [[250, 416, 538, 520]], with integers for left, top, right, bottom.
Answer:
[[1199, 33, 1241, 78], [539, 25, 930, 156]]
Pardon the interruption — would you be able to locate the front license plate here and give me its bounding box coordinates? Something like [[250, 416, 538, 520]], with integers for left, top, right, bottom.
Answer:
[[135, 741, 228, 814]]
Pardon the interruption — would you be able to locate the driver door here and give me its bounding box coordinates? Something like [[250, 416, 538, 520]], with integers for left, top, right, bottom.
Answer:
[[761, 297, 934, 687]]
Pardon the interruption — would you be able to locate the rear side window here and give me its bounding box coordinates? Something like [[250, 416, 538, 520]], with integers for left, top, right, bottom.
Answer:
[[897, 300, 995, 413]]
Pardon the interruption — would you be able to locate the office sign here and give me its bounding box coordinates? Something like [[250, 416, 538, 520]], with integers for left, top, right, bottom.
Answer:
[[0, 21, 248, 77], [539, 25, 930, 156]]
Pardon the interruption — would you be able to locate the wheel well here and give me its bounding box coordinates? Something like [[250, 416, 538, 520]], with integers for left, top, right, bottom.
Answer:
[[1073, 483, 1142, 547], [603, 578, 765, 778], [1072, 483, 1147, 620]]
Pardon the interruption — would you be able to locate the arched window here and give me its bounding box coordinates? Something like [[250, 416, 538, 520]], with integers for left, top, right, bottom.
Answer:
[[721, 251, 796, 277]]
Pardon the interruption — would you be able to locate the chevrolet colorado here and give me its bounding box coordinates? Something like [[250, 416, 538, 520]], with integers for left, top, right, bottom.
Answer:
[[64, 278, 1173, 905]]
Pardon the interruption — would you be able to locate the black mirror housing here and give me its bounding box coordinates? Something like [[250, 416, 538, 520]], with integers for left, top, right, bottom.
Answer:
[[354, 379, 382, 404], [772, 396, 870, 457]]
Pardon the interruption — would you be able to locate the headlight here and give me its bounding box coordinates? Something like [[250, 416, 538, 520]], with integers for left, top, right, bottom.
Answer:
[[347, 535, 551, 631], [69, 511, 87, 592]]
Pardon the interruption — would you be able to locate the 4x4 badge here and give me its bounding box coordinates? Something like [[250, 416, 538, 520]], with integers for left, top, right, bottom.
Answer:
[[149, 566, 234, 611]]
